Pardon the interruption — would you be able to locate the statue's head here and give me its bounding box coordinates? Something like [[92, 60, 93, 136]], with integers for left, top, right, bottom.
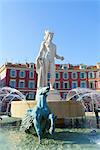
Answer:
[[44, 30, 54, 41], [38, 86, 50, 96]]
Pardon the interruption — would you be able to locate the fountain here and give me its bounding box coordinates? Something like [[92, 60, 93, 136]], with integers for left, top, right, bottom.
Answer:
[[0, 87, 26, 115], [66, 87, 100, 112], [66, 87, 100, 128], [0, 88, 100, 148], [0, 87, 100, 147], [0, 30, 100, 147]]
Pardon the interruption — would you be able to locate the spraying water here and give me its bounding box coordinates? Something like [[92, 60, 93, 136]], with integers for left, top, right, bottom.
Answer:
[[0, 87, 26, 114], [66, 88, 100, 111]]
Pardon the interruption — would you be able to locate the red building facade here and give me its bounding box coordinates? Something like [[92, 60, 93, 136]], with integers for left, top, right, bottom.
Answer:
[[0, 62, 100, 99]]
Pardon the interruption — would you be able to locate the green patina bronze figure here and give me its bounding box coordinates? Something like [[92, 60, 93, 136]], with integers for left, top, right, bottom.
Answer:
[[20, 86, 56, 143]]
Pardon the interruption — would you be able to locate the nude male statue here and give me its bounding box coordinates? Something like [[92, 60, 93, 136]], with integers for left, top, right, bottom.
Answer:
[[36, 31, 64, 89]]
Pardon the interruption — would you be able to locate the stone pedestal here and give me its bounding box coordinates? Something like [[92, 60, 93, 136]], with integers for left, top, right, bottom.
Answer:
[[47, 89, 61, 101]]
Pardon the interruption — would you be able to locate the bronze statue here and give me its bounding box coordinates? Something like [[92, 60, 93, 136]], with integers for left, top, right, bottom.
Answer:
[[20, 86, 56, 143]]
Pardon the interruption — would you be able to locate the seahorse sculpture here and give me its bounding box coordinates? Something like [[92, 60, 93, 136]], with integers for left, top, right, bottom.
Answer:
[[20, 86, 56, 143]]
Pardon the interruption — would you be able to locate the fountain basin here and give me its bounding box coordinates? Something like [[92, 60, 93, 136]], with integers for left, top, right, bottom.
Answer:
[[11, 100, 85, 119]]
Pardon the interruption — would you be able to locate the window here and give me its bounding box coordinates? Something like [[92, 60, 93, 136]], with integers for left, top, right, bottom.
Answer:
[[79, 65, 87, 69], [62, 65, 68, 70], [63, 82, 69, 89], [10, 80, 16, 88], [96, 71, 100, 78], [72, 72, 77, 79], [80, 72, 86, 79], [29, 71, 34, 78], [29, 63, 34, 68], [89, 81, 95, 89], [63, 72, 68, 79], [72, 81, 78, 88], [56, 72, 60, 79], [99, 72, 100, 78], [19, 71, 25, 78], [62, 93, 67, 99], [10, 69, 16, 77], [98, 81, 100, 88], [88, 72, 95, 78], [28, 92, 35, 99], [80, 81, 87, 88], [18, 80, 25, 88], [54, 82, 60, 89], [0, 79, 6, 88], [28, 81, 35, 89]]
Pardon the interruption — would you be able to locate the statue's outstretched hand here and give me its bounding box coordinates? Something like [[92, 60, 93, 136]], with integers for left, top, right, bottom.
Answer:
[[61, 56, 64, 61]]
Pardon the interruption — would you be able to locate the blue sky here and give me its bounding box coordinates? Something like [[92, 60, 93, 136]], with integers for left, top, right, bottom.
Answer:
[[0, 0, 100, 66]]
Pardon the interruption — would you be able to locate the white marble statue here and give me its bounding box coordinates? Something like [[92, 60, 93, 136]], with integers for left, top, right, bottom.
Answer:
[[36, 30, 64, 89]]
